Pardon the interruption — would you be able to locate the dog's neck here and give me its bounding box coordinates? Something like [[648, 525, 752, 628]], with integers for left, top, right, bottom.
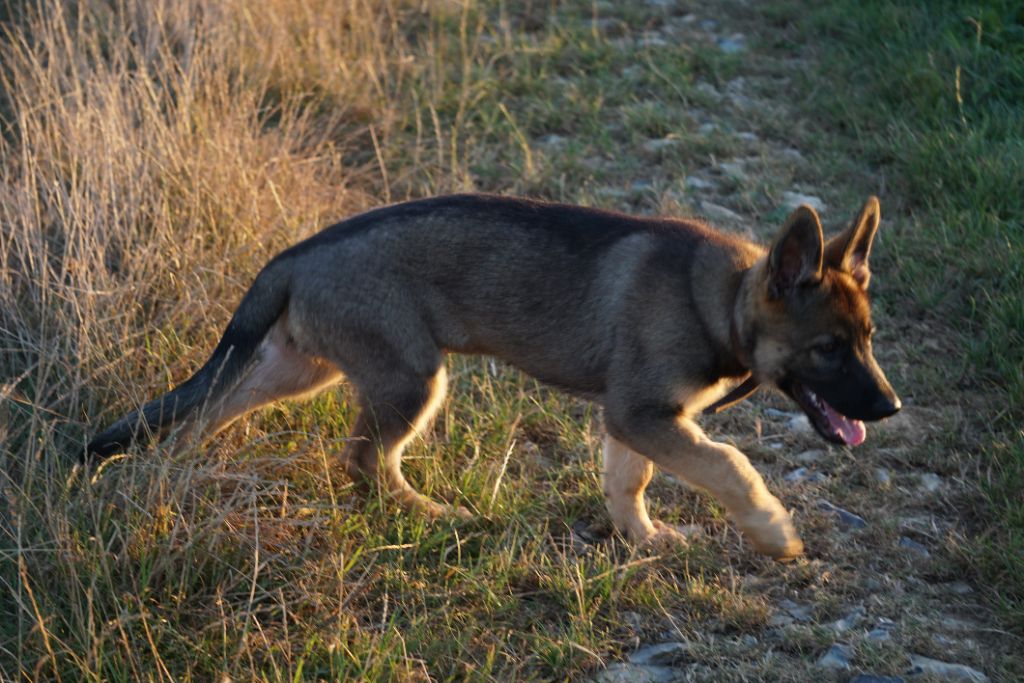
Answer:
[[731, 260, 763, 372]]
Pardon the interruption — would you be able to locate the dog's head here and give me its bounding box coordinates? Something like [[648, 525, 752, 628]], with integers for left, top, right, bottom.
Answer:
[[746, 196, 900, 446]]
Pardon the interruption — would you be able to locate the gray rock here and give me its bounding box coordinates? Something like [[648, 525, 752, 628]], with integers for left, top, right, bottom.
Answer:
[[898, 536, 931, 558], [591, 663, 677, 683], [538, 134, 567, 148], [829, 606, 866, 633], [875, 467, 892, 486], [947, 581, 974, 595], [784, 467, 809, 483], [781, 191, 826, 212], [717, 33, 746, 54], [788, 414, 813, 434], [907, 655, 989, 682], [639, 32, 668, 48], [740, 634, 758, 647], [736, 131, 759, 143], [851, 676, 904, 683], [919, 472, 942, 492], [795, 449, 826, 464], [694, 82, 721, 101], [699, 200, 743, 224], [817, 499, 869, 529], [629, 641, 692, 666], [778, 598, 813, 622], [642, 137, 682, 153], [684, 176, 716, 191], [718, 160, 747, 180], [816, 643, 853, 670], [866, 618, 897, 643], [716, 33, 749, 53]]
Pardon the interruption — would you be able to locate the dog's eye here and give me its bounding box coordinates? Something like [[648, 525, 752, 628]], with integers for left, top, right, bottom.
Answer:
[[816, 339, 839, 354]]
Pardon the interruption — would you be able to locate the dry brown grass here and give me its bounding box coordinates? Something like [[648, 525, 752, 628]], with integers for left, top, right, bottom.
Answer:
[[2, 0, 1021, 681]]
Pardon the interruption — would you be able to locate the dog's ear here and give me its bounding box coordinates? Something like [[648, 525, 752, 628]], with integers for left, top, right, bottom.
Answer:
[[825, 196, 880, 288], [768, 205, 824, 298]]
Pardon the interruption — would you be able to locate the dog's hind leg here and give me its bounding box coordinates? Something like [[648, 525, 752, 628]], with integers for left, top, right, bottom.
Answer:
[[169, 321, 341, 453], [341, 363, 468, 520], [602, 434, 689, 546]]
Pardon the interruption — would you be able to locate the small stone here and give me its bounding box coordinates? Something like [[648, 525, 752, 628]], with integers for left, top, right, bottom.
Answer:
[[788, 414, 813, 434], [907, 654, 989, 682], [717, 33, 746, 53], [697, 122, 717, 135], [898, 536, 931, 558], [629, 642, 692, 666], [867, 627, 892, 642], [784, 467, 809, 483], [781, 191, 826, 213], [694, 82, 721, 100], [718, 160, 747, 180], [795, 449, 826, 464], [866, 618, 896, 643], [778, 598, 813, 622], [806, 471, 830, 483], [830, 606, 866, 633], [875, 467, 892, 486], [539, 134, 567, 148], [639, 32, 668, 48], [740, 634, 758, 647], [591, 663, 676, 683], [919, 472, 942, 492], [684, 176, 716, 191], [816, 643, 853, 670], [817, 499, 869, 529], [851, 676, 904, 683], [699, 200, 743, 224], [948, 581, 974, 595], [642, 137, 682, 153], [736, 131, 759, 143]]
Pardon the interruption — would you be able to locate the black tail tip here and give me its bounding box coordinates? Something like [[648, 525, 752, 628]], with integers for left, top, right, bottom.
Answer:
[[82, 438, 125, 465]]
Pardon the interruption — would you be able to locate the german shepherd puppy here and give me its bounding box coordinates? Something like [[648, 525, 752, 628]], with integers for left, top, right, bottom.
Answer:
[[86, 194, 900, 560]]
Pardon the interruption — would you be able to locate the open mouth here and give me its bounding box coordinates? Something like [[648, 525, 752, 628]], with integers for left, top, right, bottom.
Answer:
[[787, 381, 866, 447]]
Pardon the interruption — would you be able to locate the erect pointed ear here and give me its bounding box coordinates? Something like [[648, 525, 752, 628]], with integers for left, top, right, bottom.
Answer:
[[824, 196, 880, 288], [768, 204, 824, 298]]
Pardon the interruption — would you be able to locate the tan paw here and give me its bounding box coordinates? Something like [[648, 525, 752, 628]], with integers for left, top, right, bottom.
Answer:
[[640, 519, 692, 549], [735, 505, 805, 561]]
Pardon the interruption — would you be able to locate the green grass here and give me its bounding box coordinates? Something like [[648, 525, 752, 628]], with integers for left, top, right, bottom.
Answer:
[[2, 0, 1023, 680], [772, 0, 1024, 627]]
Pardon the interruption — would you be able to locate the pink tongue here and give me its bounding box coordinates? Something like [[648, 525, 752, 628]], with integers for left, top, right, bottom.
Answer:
[[822, 401, 867, 446]]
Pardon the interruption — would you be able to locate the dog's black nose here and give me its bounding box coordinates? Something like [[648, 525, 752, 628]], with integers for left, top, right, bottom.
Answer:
[[873, 393, 901, 418]]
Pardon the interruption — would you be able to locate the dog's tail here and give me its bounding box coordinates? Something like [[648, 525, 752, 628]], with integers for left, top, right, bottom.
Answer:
[[84, 258, 292, 463]]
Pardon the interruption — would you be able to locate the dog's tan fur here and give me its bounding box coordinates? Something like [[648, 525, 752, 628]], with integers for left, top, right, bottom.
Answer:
[[88, 194, 899, 560]]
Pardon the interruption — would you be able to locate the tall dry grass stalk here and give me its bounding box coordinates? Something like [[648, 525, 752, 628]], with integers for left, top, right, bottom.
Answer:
[[0, 0, 485, 677]]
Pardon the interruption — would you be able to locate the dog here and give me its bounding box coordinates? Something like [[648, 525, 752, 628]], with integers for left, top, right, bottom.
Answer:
[[86, 194, 900, 560]]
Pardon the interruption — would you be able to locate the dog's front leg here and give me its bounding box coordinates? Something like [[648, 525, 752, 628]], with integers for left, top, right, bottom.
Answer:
[[604, 407, 804, 561], [602, 434, 690, 546]]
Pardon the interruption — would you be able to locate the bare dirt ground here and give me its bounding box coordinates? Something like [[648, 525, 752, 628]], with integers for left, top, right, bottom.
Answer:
[[566, 4, 1020, 682]]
